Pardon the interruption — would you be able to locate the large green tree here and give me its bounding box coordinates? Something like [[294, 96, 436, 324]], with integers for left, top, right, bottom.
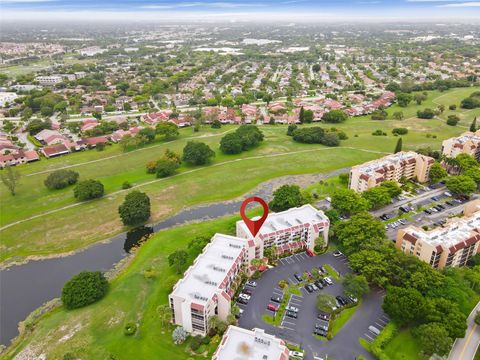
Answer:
[[413, 323, 452, 356], [168, 250, 189, 274], [269, 184, 306, 212], [118, 191, 151, 226], [61, 271, 108, 310], [445, 175, 477, 196], [1, 165, 21, 196], [182, 141, 215, 165], [362, 187, 392, 210], [342, 274, 369, 298], [156, 122, 179, 140], [429, 162, 448, 184], [322, 110, 348, 123], [383, 286, 426, 326], [330, 188, 369, 216], [73, 179, 104, 201]]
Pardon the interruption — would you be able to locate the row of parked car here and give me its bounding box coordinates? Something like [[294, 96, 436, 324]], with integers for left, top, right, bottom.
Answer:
[[313, 312, 331, 337], [236, 280, 257, 305]]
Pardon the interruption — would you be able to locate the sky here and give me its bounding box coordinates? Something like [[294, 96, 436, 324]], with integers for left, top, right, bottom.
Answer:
[[1, 0, 480, 22]]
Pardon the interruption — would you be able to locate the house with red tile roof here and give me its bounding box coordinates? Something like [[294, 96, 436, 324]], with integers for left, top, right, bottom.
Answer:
[[41, 144, 70, 158]]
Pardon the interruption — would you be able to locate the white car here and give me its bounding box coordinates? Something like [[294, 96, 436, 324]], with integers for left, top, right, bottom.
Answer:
[[333, 250, 343, 257], [286, 305, 299, 313], [246, 280, 257, 287], [324, 277, 333, 285], [289, 350, 304, 359], [239, 293, 251, 301]]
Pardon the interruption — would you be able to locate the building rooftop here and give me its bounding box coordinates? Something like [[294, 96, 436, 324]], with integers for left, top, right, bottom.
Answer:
[[237, 204, 328, 237], [170, 234, 248, 305], [354, 151, 420, 177], [449, 132, 480, 145], [213, 326, 288, 360], [405, 204, 480, 249]]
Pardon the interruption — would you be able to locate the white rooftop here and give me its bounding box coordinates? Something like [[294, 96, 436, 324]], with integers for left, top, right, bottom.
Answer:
[[170, 234, 248, 305], [356, 151, 418, 176], [214, 326, 287, 360], [237, 204, 328, 236], [407, 207, 480, 248], [452, 132, 480, 145]]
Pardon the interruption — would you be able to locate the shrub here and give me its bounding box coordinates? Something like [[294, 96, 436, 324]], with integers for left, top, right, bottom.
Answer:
[[73, 179, 104, 201], [118, 191, 151, 226], [211, 120, 222, 128], [190, 335, 203, 351], [417, 108, 435, 119], [219, 133, 243, 154], [172, 326, 188, 344], [122, 181, 132, 189], [156, 159, 179, 178], [61, 271, 108, 309], [252, 270, 261, 279], [447, 115, 460, 126], [202, 336, 211, 345], [449, 104, 457, 110], [372, 129, 387, 136], [96, 142, 106, 151], [475, 312, 480, 325], [124, 322, 137, 336], [392, 128, 408, 135], [146, 160, 157, 174], [278, 279, 289, 288], [44, 170, 79, 190], [322, 110, 348, 123]]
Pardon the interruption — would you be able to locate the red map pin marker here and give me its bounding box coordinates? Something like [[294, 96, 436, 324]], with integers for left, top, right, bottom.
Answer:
[[240, 196, 269, 238]]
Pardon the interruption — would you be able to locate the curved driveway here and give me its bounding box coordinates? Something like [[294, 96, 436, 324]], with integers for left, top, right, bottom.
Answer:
[[448, 301, 480, 360]]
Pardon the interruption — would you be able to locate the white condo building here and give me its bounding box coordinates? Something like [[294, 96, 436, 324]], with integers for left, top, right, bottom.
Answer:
[[169, 234, 256, 336], [213, 326, 289, 360], [441, 131, 480, 161], [236, 204, 329, 258]]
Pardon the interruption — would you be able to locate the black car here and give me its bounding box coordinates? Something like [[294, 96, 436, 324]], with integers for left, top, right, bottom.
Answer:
[[294, 273, 303, 282], [237, 297, 248, 305], [319, 278, 328, 287], [314, 280, 324, 289], [271, 295, 282, 303], [305, 284, 314, 293], [424, 209, 432, 214], [286, 310, 297, 319], [437, 204, 446, 209], [242, 288, 252, 295], [445, 200, 454, 206], [315, 321, 329, 331], [336, 295, 346, 306], [314, 329, 327, 337], [318, 266, 326, 274]]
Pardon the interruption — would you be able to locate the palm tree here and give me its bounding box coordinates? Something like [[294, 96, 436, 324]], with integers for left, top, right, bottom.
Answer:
[[157, 304, 171, 334]]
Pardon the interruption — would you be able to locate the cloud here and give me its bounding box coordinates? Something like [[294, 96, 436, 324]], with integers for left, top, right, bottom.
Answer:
[[141, 2, 266, 9], [438, 1, 480, 6]]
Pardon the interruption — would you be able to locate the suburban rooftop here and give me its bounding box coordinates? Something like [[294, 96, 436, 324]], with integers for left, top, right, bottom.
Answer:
[[213, 326, 288, 360], [170, 233, 248, 305]]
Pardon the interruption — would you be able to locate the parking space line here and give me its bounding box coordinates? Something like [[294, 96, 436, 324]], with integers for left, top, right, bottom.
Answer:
[[282, 320, 297, 326], [282, 325, 296, 331], [377, 319, 388, 325], [364, 333, 374, 341], [375, 322, 385, 329]]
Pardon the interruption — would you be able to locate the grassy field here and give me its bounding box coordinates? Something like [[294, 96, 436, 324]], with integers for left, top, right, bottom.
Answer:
[[383, 329, 425, 360], [1, 86, 479, 264], [2, 212, 244, 359], [331, 301, 361, 337]]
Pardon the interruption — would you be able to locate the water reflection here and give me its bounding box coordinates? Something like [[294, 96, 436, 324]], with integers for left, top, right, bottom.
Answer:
[[123, 226, 154, 253]]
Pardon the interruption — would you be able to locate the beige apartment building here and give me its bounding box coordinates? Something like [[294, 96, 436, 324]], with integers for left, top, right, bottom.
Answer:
[[169, 234, 256, 336], [441, 131, 480, 160], [236, 204, 330, 259], [349, 151, 435, 192], [396, 200, 480, 268], [213, 326, 289, 360]]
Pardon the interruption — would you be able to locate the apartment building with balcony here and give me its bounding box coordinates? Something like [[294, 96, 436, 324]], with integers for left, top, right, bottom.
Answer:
[[213, 326, 289, 360], [236, 204, 329, 258], [169, 234, 256, 336], [441, 131, 480, 161], [349, 151, 435, 193], [396, 200, 480, 269]]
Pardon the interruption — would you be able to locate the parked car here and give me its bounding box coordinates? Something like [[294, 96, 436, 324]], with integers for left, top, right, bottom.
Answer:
[[333, 250, 343, 257], [242, 288, 252, 295], [314, 280, 324, 289], [336, 295, 346, 306], [246, 280, 257, 287], [399, 206, 410, 213], [239, 293, 251, 301], [324, 277, 333, 285], [235, 308, 244, 319], [445, 200, 454, 206], [314, 328, 327, 337], [424, 209, 432, 215], [318, 266, 326, 273], [271, 295, 282, 303], [267, 304, 278, 312], [305, 284, 314, 293], [294, 273, 303, 282], [311, 283, 318, 291], [286, 305, 299, 313], [315, 320, 329, 331], [237, 297, 248, 305], [289, 350, 304, 359], [317, 312, 330, 321], [319, 278, 328, 287], [444, 191, 452, 197], [369, 325, 381, 336], [286, 310, 297, 319], [431, 196, 440, 201], [348, 295, 358, 303], [306, 249, 314, 257]]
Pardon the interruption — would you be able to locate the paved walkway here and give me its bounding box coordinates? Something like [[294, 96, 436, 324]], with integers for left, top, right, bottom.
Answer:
[[449, 301, 480, 360]]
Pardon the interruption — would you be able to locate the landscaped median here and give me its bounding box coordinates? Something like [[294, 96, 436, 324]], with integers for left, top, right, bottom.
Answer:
[[262, 284, 302, 327]]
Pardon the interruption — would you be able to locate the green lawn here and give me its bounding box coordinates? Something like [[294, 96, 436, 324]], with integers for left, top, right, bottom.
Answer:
[[383, 329, 425, 360], [324, 264, 341, 281], [331, 301, 361, 337], [1, 86, 479, 264], [2, 211, 244, 359]]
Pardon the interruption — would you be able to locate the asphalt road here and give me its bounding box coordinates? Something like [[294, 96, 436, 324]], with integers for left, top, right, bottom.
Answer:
[[449, 301, 480, 360], [238, 252, 388, 360]]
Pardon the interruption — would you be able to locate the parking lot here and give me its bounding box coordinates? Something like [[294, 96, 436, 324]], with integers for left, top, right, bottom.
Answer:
[[237, 251, 387, 360]]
